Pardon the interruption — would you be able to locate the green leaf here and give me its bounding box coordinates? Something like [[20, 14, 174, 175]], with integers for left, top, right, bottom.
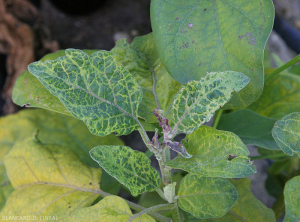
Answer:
[[217, 109, 278, 150], [183, 179, 276, 222], [150, 0, 274, 108], [90, 145, 161, 196], [166, 126, 255, 178], [284, 176, 300, 222], [12, 50, 98, 116], [171, 71, 249, 135], [112, 34, 181, 122], [249, 72, 300, 119], [0, 109, 124, 168], [0, 166, 14, 211], [272, 112, 300, 157], [64, 195, 155, 222], [177, 174, 237, 219], [0, 137, 102, 220], [28, 49, 143, 136]]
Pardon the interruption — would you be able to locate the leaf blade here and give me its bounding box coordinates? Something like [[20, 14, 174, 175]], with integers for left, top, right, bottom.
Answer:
[[284, 176, 300, 222]]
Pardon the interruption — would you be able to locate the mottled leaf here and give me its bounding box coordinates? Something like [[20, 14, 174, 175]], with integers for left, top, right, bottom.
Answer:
[[0, 109, 124, 168], [12, 50, 98, 116], [284, 176, 300, 222], [0, 137, 102, 220], [184, 179, 276, 222], [177, 174, 237, 219], [272, 112, 300, 157], [112, 34, 181, 122], [171, 71, 249, 135], [249, 72, 300, 119], [166, 126, 255, 178], [64, 196, 155, 222], [90, 145, 161, 196], [218, 109, 278, 150], [28, 49, 143, 136], [151, 0, 274, 108]]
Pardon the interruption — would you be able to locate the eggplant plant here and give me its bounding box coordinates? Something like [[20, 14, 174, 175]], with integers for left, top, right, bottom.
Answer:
[[0, 0, 300, 221]]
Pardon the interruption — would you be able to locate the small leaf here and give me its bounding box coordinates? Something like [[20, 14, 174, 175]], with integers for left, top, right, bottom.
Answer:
[[163, 182, 176, 203], [284, 176, 300, 222], [0, 137, 102, 220], [183, 179, 276, 222], [272, 112, 300, 157], [166, 126, 256, 178], [249, 72, 300, 119], [28, 49, 143, 136], [177, 174, 237, 219], [166, 141, 192, 158], [112, 34, 181, 123], [172, 71, 249, 135], [64, 195, 155, 222], [90, 145, 161, 196], [217, 109, 279, 150], [151, 0, 274, 108]]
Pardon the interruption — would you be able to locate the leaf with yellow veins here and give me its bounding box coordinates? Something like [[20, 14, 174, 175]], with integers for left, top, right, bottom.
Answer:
[[64, 196, 155, 222], [0, 137, 102, 220], [28, 49, 143, 136]]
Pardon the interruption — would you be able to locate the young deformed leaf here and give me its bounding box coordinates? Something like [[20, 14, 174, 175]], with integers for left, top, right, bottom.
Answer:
[[177, 174, 237, 219], [151, 0, 274, 108], [183, 179, 276, 222], [166, 126, 256, 178], [90, 146, 161, 196], [171, 71, 249, 135], [0, 137, 102, 220], [284, 176, 300, 222], [65, 196, 155, 222], [218, 109, 279, 150], [249, 72, 300, 119], [112, 34, 181, 122], [28, 49, 143, 136], [272, 112, 300, 157]]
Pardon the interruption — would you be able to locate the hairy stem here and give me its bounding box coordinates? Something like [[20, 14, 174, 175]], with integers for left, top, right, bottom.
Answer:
[[171, 201, 182, 222], [138, 128, 154, 152], [212, 109, 223, 129], [127, 204, 174, 222], [250, 153, 293, 160], [159, 146, 172, 185], [265, 53, 300, 81]]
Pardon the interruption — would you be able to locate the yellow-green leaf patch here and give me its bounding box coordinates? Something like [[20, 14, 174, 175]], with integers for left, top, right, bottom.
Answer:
[[284, 176, 300, 222], [90, 145, 161, 196], [28, 49, 143, 136], [166, 126, 256, 178]]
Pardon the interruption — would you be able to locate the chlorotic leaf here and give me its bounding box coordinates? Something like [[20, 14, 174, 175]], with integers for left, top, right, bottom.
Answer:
[[284, 176, 300, 222], [249, 72, 300, 119], [28, 49, 143, 136], [64, 195, 155, 222], [218, 109, 278, 150], [112, 34, 181, 122], [177, 174, 237, 219], [163, 182, 176, 203], [0, 166, 14, 211], [166, 126, 255, 178], [272, 112, 300, 157], [0, 137, 102, 220], [90, 145, 161, 196], [151, 0, 274, 108], [183, 179, 276, 222], [171, 71, 249, 135], [12, 50, 98, 116]]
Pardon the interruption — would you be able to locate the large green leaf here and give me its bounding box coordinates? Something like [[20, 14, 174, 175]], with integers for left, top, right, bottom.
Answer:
[[151, 0, 274, 108], [166, 126, 255, 178], [0, 109, 124, 168], [112, 34, 181, 122], [64, 196, 155, 222], [272, 112, 300, 157], [90, 145, 161, 196], [218, 109, 278, 150], [28, 49, 143, 136], [249, 72, 300, 119], [177, 174, 237, 219], [0, 137, 102, 220], [284, 176, 300, 222], [171, 71, 249, 135], [184, 179, 276, 222], [12, 50, 98, 116]]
